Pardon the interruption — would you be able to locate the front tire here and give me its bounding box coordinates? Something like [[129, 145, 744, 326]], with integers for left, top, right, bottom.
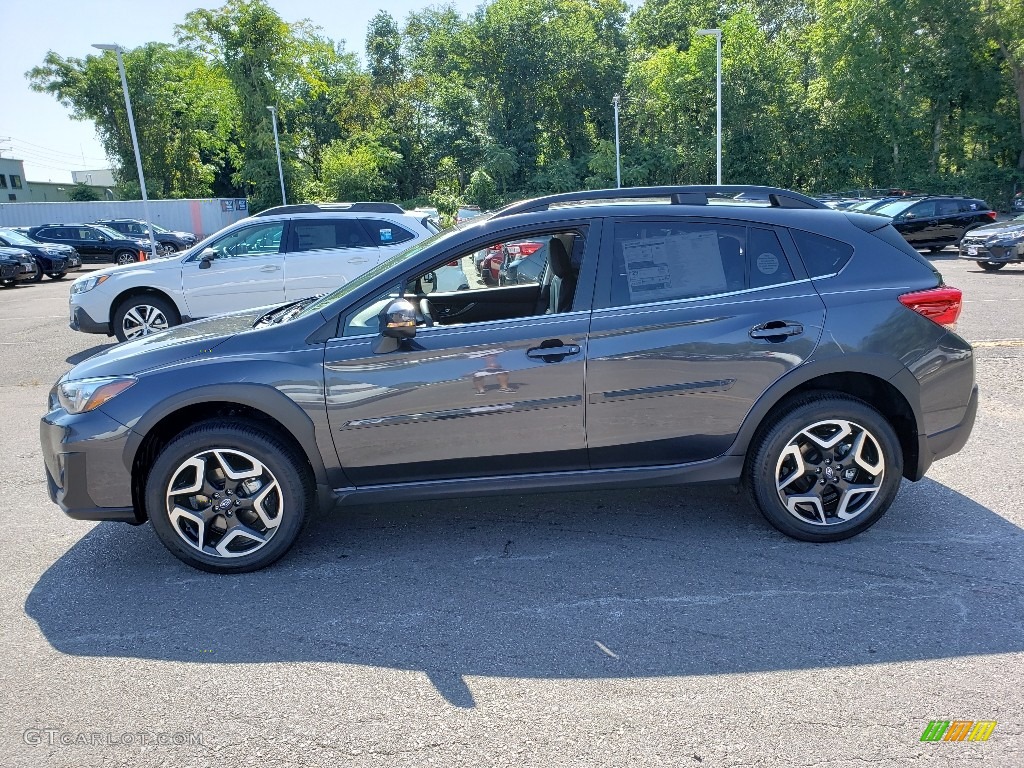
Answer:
[[30, 267, 45, 283], [979, 261, 1006, 271], [115, 250, 139, 265], [146, 421, 313, 573], [746, 395, 903, 542], [47, 272, 67, 280], [113, 294, 179, 342]]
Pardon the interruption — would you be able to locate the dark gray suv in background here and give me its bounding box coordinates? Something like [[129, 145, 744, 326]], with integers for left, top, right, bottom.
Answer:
[[41, 186, 978, 573]]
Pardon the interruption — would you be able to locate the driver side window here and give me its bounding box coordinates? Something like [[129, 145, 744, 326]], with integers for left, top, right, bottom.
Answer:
[[341, 228, 588, 337], [208, 222, 284, 259]]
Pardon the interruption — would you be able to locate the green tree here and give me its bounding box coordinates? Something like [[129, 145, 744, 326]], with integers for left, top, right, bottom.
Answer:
[[28, 43, 238, 199], [178, 0, 308, 210], [67, 182, 100, 201], [464, 168, 498, 208]]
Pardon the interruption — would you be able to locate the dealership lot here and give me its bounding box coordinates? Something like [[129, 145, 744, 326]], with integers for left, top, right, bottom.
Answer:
[[1, 254, 1023, 766]]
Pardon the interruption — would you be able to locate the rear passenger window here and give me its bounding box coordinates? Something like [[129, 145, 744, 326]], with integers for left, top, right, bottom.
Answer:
[[362, 219, 415, 246], [790, 229, 854, 277], [608, 221, 795, 307], [289, 220, 373, 252]]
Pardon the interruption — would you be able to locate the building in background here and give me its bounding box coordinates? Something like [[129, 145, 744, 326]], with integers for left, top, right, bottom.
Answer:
[[0, 157, 113, 202], [71, 168, 116, 187]]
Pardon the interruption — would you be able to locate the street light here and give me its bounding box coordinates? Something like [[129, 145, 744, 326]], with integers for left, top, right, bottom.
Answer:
[[92, 43, 158, 260], [696, 28, 722, 185], [267, 106, 286, 205], [612, 94, 622, 189]]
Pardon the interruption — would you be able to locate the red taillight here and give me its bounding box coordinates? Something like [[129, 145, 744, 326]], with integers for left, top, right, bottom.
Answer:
[[986, 211, 998, 221], [899, 286, 962, 326], [518, 242, 543, 256]]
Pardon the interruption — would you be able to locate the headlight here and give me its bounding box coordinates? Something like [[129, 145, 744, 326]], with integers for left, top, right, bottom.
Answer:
[[57, 376, 136, 414], [70, 274, 110, 294]]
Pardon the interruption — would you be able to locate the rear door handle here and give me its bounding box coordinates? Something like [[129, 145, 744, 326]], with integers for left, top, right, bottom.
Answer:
[[260, 265, 281, 272], [527, 340, 582, 361], [750, 321, 803, 340]]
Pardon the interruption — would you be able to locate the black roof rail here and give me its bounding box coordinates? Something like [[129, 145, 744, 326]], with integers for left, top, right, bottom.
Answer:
[[492, 185, 829, 219], [254, 202, 405, 217]]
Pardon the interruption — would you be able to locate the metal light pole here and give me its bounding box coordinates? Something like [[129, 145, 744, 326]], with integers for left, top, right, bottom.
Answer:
[[92, 43, 158, 260], [696, 29, 722, 185], [612, 93, 622, 189], [267, 106, 286, 205]]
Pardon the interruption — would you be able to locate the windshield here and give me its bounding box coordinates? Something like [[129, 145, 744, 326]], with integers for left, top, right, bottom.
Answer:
[[873, 200, 916, 217], [150, 223, 170, 233], [295, 227, 465, 320], [0, 228, 37, 246], [93, 224, 126, 239]]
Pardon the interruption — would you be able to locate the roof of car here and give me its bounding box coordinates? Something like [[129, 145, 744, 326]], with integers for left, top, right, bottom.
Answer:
[[253, 202, 406, 217]]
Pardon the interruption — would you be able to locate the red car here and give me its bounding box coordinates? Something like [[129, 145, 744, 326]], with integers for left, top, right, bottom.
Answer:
[[477, 240, 544, 285]]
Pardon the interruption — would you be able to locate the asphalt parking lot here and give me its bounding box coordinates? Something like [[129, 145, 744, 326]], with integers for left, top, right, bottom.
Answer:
[[1, 252, 1023, 767]]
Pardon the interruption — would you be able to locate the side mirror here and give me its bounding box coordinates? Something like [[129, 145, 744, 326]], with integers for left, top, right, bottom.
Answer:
[[373, 297, 417, 354], [97, 236, 106, 243], [198, 248, 217, 269], [381, 298, 417, 339], [902, 212, 916, 220]]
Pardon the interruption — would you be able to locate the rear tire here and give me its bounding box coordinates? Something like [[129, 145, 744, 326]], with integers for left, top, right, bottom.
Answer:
[[146, 420, 313, 573], [928, 245, 945, 254], [113, 294, 180, 342], [746, 394, 903, 542], [979, 261, 1006, 271]]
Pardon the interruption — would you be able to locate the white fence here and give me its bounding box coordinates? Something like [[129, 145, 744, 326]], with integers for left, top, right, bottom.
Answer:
[[0, 198, 251, 240]]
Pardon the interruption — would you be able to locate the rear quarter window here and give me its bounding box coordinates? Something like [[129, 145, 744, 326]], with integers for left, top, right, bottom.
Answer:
[[789, 229, 854, 277], [362, 219, 415, 246]]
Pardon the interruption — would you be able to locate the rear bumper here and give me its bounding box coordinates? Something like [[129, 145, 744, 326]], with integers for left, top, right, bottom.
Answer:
[[915, 384, 978, 477], [40, 405, 142, 524]]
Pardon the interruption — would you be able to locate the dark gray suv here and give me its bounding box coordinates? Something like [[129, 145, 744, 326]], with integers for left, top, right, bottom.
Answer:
[[41, 186, 978, 572]]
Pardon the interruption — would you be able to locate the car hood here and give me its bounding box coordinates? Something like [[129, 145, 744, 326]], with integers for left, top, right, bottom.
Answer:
[[966, 220, 1024, 237], [65, 308, 267, 380], [27, 243, 75, 256], [74, 253, 185, 282]]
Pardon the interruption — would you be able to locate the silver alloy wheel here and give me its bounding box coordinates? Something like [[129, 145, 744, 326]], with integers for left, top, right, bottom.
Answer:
[[121, 304, 169, 339], [166, 448, 283, 558], [775, 419, 885, 526], [116, 252, 138, 265]]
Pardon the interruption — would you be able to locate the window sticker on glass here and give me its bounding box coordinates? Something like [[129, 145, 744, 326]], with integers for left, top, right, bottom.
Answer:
[[379, 228, 393, 242], [621, 231, 728, 302], [756, 252, 780, 274]]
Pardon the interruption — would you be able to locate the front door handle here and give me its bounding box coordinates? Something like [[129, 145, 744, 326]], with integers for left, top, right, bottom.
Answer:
[[526, 340, 582, 361], [750, 321, 803, 340], [260, 265, 281, 272]]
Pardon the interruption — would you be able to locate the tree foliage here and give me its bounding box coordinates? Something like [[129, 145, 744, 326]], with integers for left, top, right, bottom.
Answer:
[[28, 0, 1024, 209]]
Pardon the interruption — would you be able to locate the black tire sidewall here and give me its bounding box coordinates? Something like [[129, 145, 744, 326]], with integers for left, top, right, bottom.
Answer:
[[146, 422, 311, 573], [113, 295, 179, 343], [747, 396, 903, 542], [980, 261, 1005, 271], [47, 272, 66, 280]]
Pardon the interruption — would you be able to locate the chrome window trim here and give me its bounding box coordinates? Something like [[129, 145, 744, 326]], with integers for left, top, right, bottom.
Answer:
[[593, 278, 816, 316]]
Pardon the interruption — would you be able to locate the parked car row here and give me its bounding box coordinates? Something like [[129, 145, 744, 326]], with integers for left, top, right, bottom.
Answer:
[[0, 227, 82, 282], [0, 219, 199, 267], [43, 184, 978, 573]]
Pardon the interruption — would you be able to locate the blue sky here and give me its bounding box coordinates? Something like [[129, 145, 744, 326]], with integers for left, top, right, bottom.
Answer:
[[1, 0, 482, 183]]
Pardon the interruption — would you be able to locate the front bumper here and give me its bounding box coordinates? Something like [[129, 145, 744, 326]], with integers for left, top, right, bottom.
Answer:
[[40, 404, 142, 524], [958, 242, 1024, 263], [16, 263, 38, 282], [69, 304, 111, 335]]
